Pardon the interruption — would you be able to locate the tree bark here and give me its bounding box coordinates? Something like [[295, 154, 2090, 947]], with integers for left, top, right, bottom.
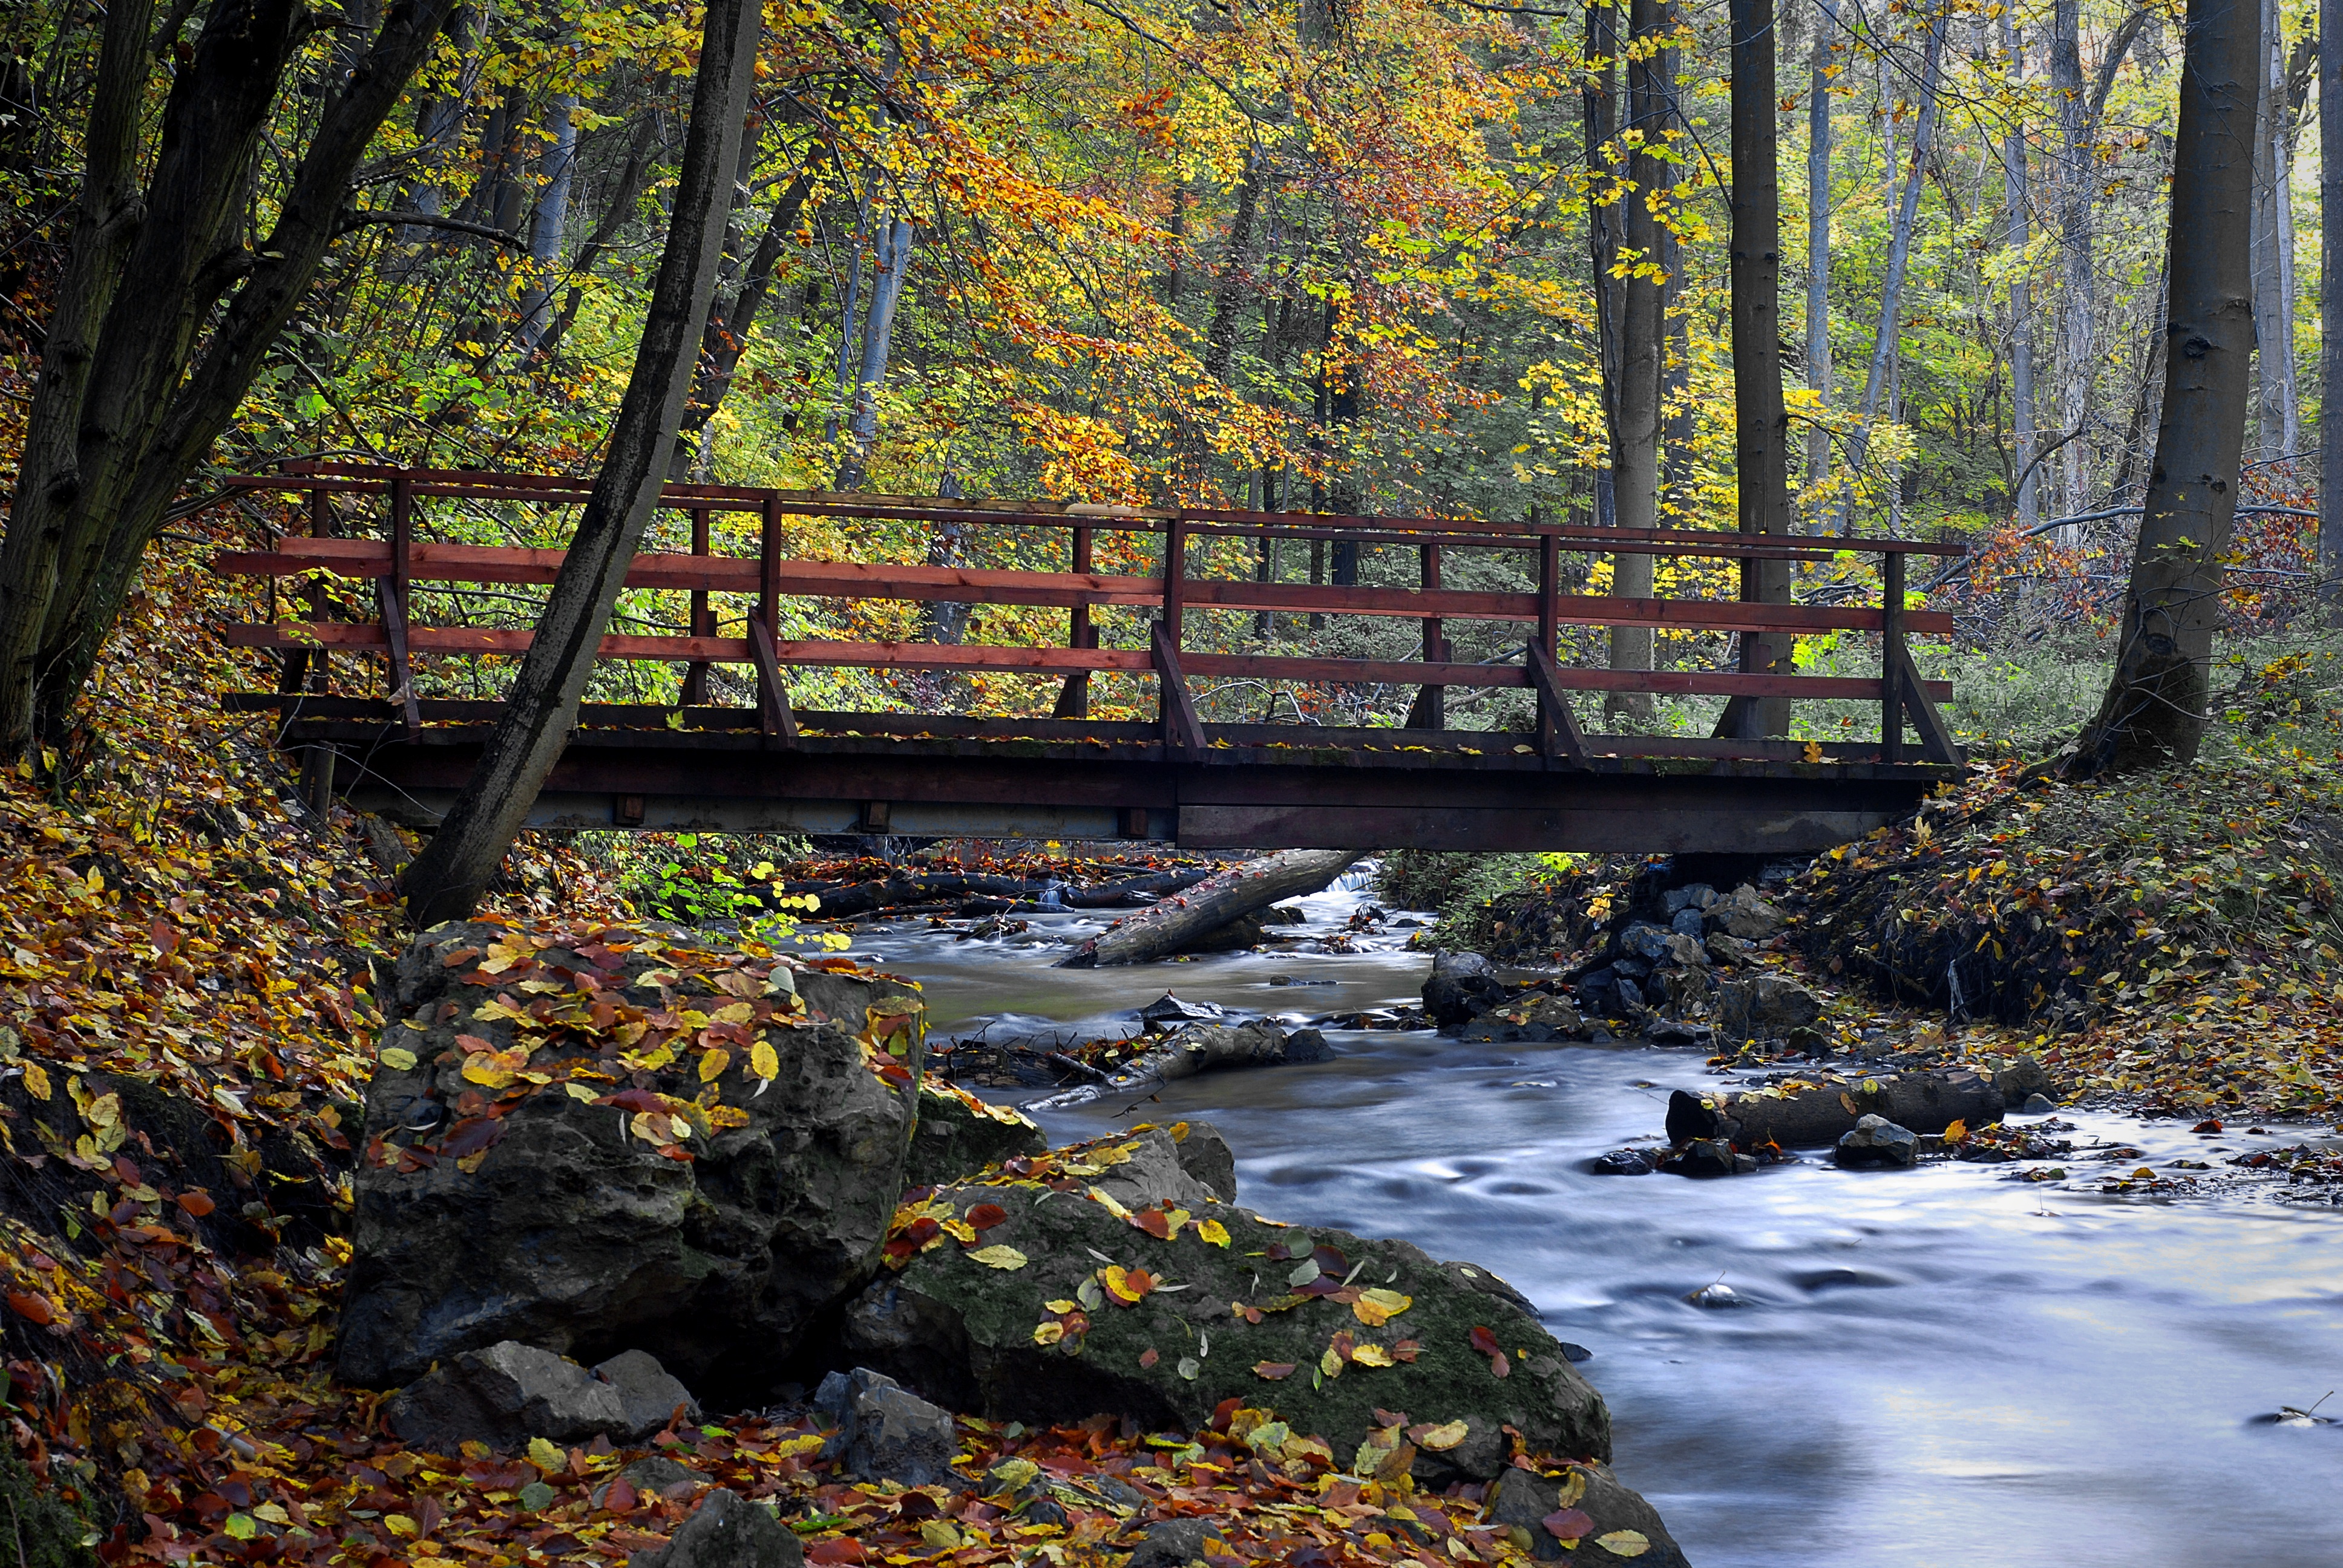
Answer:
[[1998, 7, 2039, 530], [2324, 0, 2343, 613], [1057, 849, 1361, 968], [2052, 0, 2093, 517], [1717, 0, 1794, 739], [0, 0, 461, 759], [673, 162, 820, 478], [1027, 1020, 1316, 1111], [1846, 1, 1945, 509], [1804, 0, 1838, 531], [399, 0, 765, 926], [2064, 0, 2261, 777], [516, 94, 580, 351], [2249, 0, 2300, 457], [835, 214, 914, 490], [1585, 0, 1622, 532], [1607, 0, 1666, 722]]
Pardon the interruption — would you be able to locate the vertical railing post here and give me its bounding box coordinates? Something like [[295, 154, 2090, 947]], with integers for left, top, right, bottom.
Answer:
[[1880, 547, 1906, 763], [381, 471, 419, 737], [1404, 540, 1446, 730], [294, 483, 339, 817], [681, 506, 711, 706], [1162, 513, 1188, 645], [1052, 523, 1095, 719], [1536, 531, 1561, 756]]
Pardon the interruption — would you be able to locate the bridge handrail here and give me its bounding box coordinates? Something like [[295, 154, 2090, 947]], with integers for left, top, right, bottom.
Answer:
[[206, 464, 1965, 769]]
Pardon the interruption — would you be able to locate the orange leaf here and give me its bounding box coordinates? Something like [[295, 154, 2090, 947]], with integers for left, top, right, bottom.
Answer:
[[965, 1203, 1008, 1232], [1103, 1264, 1153, 1305], [1133, 1209, 1172, 1240], [6, 1290, 56, 1327], [1252, 1362, 1297, 1380], [176, 1191, 217, 1218]]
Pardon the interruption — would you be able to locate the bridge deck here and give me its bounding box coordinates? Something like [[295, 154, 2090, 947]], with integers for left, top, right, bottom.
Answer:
[[210, 465, 1967, 852]]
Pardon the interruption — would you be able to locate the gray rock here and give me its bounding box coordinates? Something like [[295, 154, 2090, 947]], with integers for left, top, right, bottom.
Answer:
[[1090, 1123, 1224, 1212], [1128, 1519, 1225, 1568], [1262, 903, 1308, 925], [814, 1368, 960, 1486], [1835, 1113, 1920, 1169], [1703, 932, 1752, 968], [1614, 976, 1645, 1014], [1616, 923, 1673, 963], [339, 923, 925, 1399], [594, 1349, 701, 1439], [2021, 1093, 2057, 1115], [385, 1340, 674, 1453], [1590, 1149, 1655, 1175], [592, 1455, 706, 1507], [626, 1489, 802, 1568], [1714, 884, 1785, 940], [1662, 1139, 1741, 1178], [1171, 1120, 1237, 1203], [1281, 1027, 1333, 1064], [1993, 1054, 2055, 1106], [905, 1082, 1047, 1190], [1458, 993, 1584, 1044], [1669, 907, 1706, 939], [1484, 1462, 1691, 1565], [1713, 973, 1823, 1040], [839, 1129, 1611, 1480], [1139, 993, 1223, 1028], [1423, 951, 1509, 1027]]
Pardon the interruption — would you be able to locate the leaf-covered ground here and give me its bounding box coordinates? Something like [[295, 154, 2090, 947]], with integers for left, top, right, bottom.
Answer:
[[1, 532, 1619, 1565]]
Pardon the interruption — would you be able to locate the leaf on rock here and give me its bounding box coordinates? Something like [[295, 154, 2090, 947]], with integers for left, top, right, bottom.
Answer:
[[1197, 1218, 1231, 1247], [1252, 1362, 1297, 1380], [1139, 1347, 1159, 1369], [1103, 1264, 1153, 1304], [1542, 1508, 1594, 1543], [1410, 1420, 1469, 1451], [967, 1244, 1028, 1270], [1596, 1529, 1652, 1557], [378, 1047, 418, 1071], [699, 1048, 730, 1082], [1352, 1287, 1411, 1325], [750, 1039, 780, 1080], [964, 1202, 1008, 1232]]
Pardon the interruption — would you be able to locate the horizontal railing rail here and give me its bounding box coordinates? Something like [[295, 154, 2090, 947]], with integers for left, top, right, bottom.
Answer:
[[206, 463, 1967, 800]]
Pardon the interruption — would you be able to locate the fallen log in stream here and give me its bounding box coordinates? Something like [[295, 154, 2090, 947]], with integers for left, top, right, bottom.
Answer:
[[778, 866, 1214, 919], [1057, 848, 1362, 967], [1666, 1070, 2005, 1151]]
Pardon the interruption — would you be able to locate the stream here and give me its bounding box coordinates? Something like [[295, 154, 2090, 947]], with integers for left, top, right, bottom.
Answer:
[[842, 881, 2343, 1567]]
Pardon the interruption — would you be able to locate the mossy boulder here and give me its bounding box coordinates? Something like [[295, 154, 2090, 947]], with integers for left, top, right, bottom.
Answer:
[[904, 1082, 1046, 1190], [339, 920, 924, 1403], [839, 1125, 1608, 1480]]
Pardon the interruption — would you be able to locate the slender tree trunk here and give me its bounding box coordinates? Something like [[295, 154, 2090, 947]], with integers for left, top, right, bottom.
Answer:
[[1585, 0, 1622, 531], [1845, 0, 1945, 521], [1660, 24, 1691, 506], [1203, 160, 1260, 385], [2053, 0, 2094, 515], [1608, 0, 1665, 721], [0, 0, 460, 759], [1719, 0, 1795, 739], [834, 214, 914, 490], [2249, 0, 2290, 457], [400, 0, 765, 924], [2324, 0, 2343, 612], [517, 94, 578, 351], [2065, 0, 2261, 777], [1999, 8, 2039, 529], [2267, 0, 2303, 456], [1805, 0, 1838, 531], [672, 163, 819, 479]]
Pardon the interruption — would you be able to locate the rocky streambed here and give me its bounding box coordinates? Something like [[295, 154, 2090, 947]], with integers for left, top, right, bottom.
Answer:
[[849, 881, 2343, 1568]]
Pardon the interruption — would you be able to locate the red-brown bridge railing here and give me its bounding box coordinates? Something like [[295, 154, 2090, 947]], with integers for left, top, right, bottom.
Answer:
[[210, 462, 1966, 779]]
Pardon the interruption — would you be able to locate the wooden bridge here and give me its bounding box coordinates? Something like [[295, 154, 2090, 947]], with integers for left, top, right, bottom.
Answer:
[[211, 463, 1966, 853]]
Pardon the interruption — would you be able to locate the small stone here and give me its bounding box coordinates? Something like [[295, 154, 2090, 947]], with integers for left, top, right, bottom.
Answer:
[[1685, 1282, 1740, 1308], [1670, 907, 1705, 938], [625, 1488, 802, 1568], [594, 1349, 700, 1439], [1590, 1148, 1656, 1175], [1662, 1138, 1739, 1178], [384, 1341, 641, 1453], [814, 1368, 960, 1487], [1139, 993, 1223, 1028], [1128, 1518, 1226, 1568], [1617, 923, 1674, 962], [1835, 1113, 1919, 1169], [2022, 1093, 2057, 1114]]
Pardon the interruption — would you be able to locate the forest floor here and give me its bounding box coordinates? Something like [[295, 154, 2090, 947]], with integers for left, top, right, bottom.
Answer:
[[0, 532, 1601, 1567]]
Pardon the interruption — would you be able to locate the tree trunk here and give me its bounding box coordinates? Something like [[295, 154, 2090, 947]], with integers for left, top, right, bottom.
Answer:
[[399, 0, 765, 926], [1027, 1019, 1318, 1111], [2249, 0, 2298, 458], [1717, 0, 1794, 740], [1998, 7, 2039, 530], [835, 214, 914, 491], [1058, 849, 1361, 968], [2064, 0, 2261, 777], [1804, 0, 1838, 531], [2324, 0, 2343, 614], [1846, 2, 1945, 509], [2052, 0, 2094, 517], [516, 94, 579, 351], [0, 0, 460, 760], [673, 162, 820, 479], [1608, 0, 1665, 722], [1202, 160, 1260, 386], [1585, 0, 1622, 532]]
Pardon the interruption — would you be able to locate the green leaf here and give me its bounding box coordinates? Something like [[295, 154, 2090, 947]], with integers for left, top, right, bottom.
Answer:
[[519, 1480, 556, 1512]]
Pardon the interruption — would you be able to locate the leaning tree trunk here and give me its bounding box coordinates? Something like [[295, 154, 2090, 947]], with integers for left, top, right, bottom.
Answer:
[[2324, 0, 2343, 615], [2064, 0, 2261, 777], [399, 0, 765, 926], [1058, 849, 1361, 968], [1665, 1071, 2005, 1150], [1716, 0, 1795, 740], [0, 0, 462, 760], [1606, 0, 1665, 724]]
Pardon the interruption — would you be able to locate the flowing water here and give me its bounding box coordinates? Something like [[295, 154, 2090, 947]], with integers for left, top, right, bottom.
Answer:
[[842, 884, 2343, 1567]]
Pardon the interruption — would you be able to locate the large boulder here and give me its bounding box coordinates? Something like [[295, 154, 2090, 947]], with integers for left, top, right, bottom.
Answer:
[[813, 1367, 962, 1486], [837, 1124, 1610, 1481], [1458, 993, 1583, 1044], [628, 1489, 803, 1568], [1423, 952, 1508, 1027], [1485, 1463, 1690, 1566], [339, 921, 925, 1402]]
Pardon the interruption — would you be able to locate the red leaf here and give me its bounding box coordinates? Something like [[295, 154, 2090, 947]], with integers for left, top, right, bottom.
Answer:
[[1490, 1350, 1510, 1378], [175, 1191, 217, 1218], [1139, 1348, 1160, 1369], [1542, 1508, 1594, 1542], [604, 1477, 637, 1512], [438, 1117, 508, 1159], [1252, 1362, 1297, 1380], [150, 919, 180, 954], [597, 1088, 669, 1115], [5, 1290, 55, 1327], [1469, 1326, 1502, 1356], [1133, 1209, 1172, 1240], [808, 1540, 866, 1564], [965, 1203, 1008, 1232]]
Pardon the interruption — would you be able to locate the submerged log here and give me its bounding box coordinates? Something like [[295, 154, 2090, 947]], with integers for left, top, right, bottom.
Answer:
[[1665, 1070, 2004, 1151], [1057, 849, 1362, 967]]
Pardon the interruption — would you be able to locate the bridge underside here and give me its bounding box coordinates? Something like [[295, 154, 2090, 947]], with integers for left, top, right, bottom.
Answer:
[[260, 701, 1954, 854]]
